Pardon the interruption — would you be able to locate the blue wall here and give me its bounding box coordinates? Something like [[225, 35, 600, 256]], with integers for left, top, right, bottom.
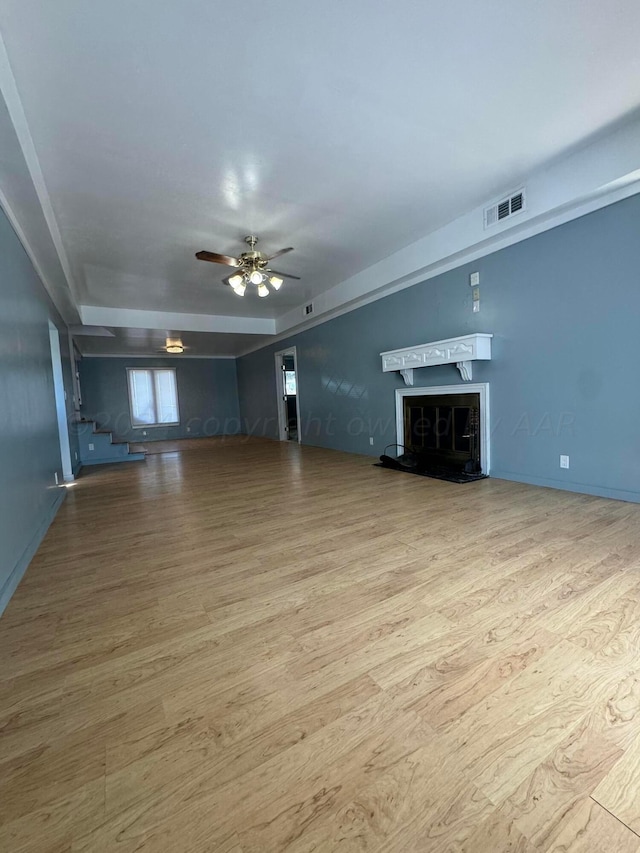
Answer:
[[79, 356, 241, 441], [238, 193, 640, 502], [0, 206, 73, 615]]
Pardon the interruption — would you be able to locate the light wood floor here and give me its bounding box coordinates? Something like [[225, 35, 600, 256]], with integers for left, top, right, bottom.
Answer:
[[2, 438, 640, 852]]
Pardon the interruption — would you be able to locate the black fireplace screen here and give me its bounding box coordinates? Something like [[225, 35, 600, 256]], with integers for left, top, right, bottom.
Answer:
[[404, 392, 480, 472]]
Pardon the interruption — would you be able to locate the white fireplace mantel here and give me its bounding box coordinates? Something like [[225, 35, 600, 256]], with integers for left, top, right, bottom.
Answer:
[[380, 333, 493, 385]]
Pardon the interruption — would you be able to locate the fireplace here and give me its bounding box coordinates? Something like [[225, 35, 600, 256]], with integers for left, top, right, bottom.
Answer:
[[404, 391, 480, 473], [394, 383, 490, 477]]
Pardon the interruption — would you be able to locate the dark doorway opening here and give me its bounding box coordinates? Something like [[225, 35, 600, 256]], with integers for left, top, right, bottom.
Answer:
[[282, 354, 298, 441]]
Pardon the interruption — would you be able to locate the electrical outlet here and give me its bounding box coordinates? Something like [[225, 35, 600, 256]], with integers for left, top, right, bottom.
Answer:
[[186, 426, 191, 433], [54, 471, 59, 485], [560, 455, 569, 469], [88, 442, 94, 451], [74, 451, 78, 461], [142, 430, 147, 436], [469, 271, 480, 286], [369, 437, 374, 446]]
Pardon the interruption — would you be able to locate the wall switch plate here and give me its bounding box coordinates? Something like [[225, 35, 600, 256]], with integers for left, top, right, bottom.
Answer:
[[369, 437, 374, 445], [88, 443, 94, 451], [473, 301, 480, 313], [470, 271, 480, 286], [560, 455, 569, 469]]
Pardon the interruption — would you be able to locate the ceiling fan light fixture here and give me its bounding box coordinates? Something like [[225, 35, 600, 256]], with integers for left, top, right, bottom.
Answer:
[[196, 235, 300, 298]]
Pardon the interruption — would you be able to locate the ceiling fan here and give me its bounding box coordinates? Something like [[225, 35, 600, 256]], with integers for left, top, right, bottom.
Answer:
[[195, 235, 300, 297]]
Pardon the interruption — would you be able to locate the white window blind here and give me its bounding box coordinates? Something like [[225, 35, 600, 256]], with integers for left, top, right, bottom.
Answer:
[[127, 368, 179, 427]]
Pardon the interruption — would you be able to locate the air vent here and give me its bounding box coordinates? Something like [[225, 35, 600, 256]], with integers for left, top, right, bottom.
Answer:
[[304, 303, 314, 316], [510, 191, 524, 213], [484, 188, 526, 229]]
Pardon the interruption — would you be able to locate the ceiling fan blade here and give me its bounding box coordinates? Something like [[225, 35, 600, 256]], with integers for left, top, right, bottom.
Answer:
[[269, 269, 301, 280], [266, 247, 294, 261], [195, 250, 241, 267]]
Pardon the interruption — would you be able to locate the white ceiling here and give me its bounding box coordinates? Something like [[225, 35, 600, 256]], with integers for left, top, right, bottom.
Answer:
[[1, 0, 640, 356]]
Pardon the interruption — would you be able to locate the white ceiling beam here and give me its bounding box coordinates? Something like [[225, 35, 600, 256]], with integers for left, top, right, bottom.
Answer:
[[79, 305, 276, 336]]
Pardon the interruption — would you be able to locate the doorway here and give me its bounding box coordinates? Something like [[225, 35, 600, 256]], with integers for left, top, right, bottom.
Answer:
[[48, 321, 74, 482], [275, 347, 301, 442]]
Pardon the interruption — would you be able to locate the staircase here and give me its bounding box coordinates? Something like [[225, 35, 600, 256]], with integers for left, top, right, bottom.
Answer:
[[75, 420, 146, 468]]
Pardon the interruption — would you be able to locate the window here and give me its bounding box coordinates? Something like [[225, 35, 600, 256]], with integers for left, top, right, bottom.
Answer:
[[127, 368, 179, 427], [284, 370, 297, 396]]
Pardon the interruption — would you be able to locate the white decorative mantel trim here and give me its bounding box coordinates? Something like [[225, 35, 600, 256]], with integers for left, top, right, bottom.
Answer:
[[396, 383, 491, 475], [381, 333, 493, 385]]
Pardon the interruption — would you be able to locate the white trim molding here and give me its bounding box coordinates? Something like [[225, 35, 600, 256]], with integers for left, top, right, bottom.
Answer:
[[395, 383, 491, 475], [381, 333, 492, 385]]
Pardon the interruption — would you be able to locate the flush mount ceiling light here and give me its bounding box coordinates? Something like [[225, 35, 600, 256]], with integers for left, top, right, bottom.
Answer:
[[158, 337, 188, 354], [195, 235, 301, 297]]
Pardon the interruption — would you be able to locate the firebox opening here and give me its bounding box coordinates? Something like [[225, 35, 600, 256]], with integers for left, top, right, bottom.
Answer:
[[403, 392, 481, 474]]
